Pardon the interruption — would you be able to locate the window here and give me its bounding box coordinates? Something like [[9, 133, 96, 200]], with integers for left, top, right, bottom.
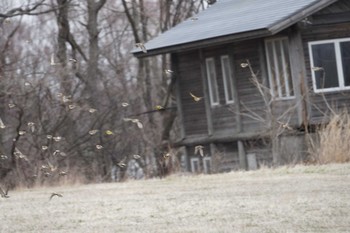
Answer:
[[309, 38, 350, 93], [203, 157, 212, 174], [265, 38, 294, 99], [221, 55, 235, 104], [205, 58, 220, 106], [190, 158, 200, 173]]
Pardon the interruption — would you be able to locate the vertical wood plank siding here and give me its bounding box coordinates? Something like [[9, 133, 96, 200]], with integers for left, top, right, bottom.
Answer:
[[233, 40, 267, 132], [202, 46, 237, 135], [178, 51, 208, 136], [301, 2, 350, 123]]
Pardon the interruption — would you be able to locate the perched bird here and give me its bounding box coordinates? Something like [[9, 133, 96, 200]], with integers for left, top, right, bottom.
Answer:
[[135, 43, 147, 53], [189, 92, 203, 102], [0, 186, 9, 198], [49, 193, 63, 200]]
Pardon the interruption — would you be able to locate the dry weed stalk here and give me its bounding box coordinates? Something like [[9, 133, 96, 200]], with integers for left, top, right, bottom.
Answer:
[[308, 110, 350, 164]]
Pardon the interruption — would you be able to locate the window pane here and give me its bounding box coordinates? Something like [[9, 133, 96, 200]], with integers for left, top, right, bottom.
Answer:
[[312, 43, 339, 89], [206, 58, 219, 105], [340, 41, 350, 86], [265, 38, 294, 98], [221, 56, 234, 103], [282, 39, 294, 96], [275, 40, 287, 96], [266, 41, 278, 95]]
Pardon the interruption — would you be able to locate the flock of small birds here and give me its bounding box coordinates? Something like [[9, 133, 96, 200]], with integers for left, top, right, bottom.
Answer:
[[0, 10, 213, 200]]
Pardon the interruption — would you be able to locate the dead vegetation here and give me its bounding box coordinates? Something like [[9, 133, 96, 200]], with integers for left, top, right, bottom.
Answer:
[[308, 110, 350, 164], [1, 163, 350, 233]]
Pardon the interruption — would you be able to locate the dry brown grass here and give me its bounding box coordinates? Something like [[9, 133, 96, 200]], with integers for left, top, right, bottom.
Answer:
[[1, 163, 350, 233], [308, 111, 350, 164]]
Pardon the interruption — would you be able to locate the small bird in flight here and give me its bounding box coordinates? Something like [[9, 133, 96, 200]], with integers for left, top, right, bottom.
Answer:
[[117, 157, 127, 168], [49, 193, 63, 200], [0, 186, 9, 198], [136, 43, 147, 53], [189, 92, 203, 102], [194, 145, 204, 157]]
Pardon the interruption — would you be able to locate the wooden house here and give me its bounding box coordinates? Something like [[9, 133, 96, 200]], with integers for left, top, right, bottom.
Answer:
[[132, 0, 350, 173]]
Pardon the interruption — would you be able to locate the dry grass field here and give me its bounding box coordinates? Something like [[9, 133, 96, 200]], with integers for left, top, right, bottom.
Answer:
[[1, 163, 350, 233]]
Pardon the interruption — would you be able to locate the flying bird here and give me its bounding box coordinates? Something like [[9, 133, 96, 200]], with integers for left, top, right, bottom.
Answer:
[[50, 54, 60, 66], [0, 186, 9, 198], [136, 43, 147, 53], [194, 145, 204, 157], [117, 157, 127, 168], [189, 92, 203, 102], [49, 193, 63, 200], [206, 0, 217, 5], [123, 118, 143, 129]]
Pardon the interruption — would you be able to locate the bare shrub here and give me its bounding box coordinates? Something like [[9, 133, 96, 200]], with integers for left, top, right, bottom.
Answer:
[[308, 110, 350, 164]]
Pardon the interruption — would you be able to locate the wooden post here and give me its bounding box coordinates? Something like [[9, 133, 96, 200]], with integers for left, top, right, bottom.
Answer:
[[184, 146, 191, 172], [237, 140, 247, 170], [289, 25, 309, 128]]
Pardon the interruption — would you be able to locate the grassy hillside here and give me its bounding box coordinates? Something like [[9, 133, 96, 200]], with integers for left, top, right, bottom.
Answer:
[[1, 163, 350, 233]]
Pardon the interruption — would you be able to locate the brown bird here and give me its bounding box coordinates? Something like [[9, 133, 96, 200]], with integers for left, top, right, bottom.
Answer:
[[0, 186, 9, 198], [49, 193, 63, 200], [117, 157, 127, 168], [194, 145, 205, 157], [189, 92, 203, 102], [135, 43, 147, 53]]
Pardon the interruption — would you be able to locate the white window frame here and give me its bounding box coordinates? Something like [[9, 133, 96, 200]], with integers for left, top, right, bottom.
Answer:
[[205, 57, 220, 106], [203, 157, 212, 174], [309, 37, 350, 93], [220, 55, 235, 104], [265, 37, 294, 100], [190, 158, 200, 173]]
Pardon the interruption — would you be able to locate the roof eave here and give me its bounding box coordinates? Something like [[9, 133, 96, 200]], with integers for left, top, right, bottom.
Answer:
[[268, 0, 338, 34], [133, 29, 272, 58], [133, 0, 339, 58]]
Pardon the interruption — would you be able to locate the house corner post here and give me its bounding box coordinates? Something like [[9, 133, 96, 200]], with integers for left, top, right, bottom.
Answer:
[[237, 140, 247, 170]]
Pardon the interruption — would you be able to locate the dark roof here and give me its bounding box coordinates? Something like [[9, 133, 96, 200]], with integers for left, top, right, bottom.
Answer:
[[132, 0, 337, 57]]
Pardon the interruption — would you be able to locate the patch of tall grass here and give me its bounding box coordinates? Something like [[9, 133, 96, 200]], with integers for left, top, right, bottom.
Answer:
[[308, 111, 350, 164]]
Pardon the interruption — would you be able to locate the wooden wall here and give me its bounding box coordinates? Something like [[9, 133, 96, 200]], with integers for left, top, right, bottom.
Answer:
[[175, 0, 350, 173], [177, 51, 208, 136], [301, 0, 350, 123]]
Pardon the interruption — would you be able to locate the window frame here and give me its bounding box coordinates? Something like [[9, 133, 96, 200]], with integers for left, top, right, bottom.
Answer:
[[265, 37, 295, 100], [220, 55, 235, 104], [190, 157, 200, 173], [309, 37, 350, 93], [203, 157, 212, 174], [205, 57, 220, 106]]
